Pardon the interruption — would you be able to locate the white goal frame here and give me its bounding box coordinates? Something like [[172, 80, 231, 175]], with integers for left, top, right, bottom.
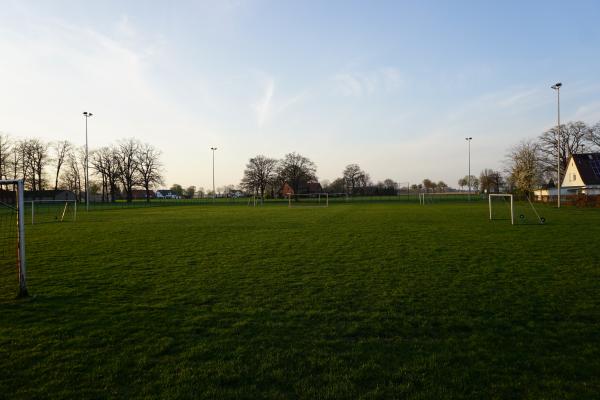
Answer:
[[489, 194, 514, 225], [1, 179, 27, 297], [287, 193, 329, 208], [28, 199, 77, 224]]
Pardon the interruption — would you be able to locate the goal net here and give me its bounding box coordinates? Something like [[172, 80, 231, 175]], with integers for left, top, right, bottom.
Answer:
[[327, 193, 351, 203], [0, 180, 28, 298], [27, 199, 77, 224], [489, 194, 514, 225], [419, 192, 477, 204], [288, 193, 329, 207]]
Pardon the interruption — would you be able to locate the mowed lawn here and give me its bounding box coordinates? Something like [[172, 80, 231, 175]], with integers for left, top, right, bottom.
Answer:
[[1, 202, 599, 399]]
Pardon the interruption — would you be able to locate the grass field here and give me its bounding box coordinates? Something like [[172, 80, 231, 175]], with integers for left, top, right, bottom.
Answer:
[[1, 202, 599, 399]]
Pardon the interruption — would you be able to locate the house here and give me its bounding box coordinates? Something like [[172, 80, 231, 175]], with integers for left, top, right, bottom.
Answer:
[[156, 189, 179, 199], [302, 181, 323, 194], [280, 183, 294, 196], [561, 153, 600, 195]]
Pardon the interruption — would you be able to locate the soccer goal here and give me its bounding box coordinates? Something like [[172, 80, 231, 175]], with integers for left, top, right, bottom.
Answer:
[[28, 199, 77, 224], [288, 193, 329, 208], [489, 194, 514, 225], [0, 179, 28, 298]]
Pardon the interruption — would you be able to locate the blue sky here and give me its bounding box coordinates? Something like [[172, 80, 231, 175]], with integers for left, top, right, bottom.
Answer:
[[1, 0, 599, 190]]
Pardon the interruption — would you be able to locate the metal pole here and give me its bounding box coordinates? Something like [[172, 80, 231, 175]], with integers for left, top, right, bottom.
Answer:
[[466, 137, 472, 201], [557, 87, 561, 208], [551, 83, 562, 208], [85, 115, 89, 211], [211, 147, 217, 200]]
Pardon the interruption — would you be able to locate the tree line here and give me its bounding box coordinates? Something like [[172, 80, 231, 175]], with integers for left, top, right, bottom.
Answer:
[[505, 120, 600, 195], [241, 155, 408, 199], [0, 134, 164, 202]]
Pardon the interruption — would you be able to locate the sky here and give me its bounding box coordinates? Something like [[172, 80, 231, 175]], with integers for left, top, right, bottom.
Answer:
[[1, 0, 600, 190]]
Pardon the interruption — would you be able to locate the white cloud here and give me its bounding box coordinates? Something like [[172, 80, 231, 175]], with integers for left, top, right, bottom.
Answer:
[[254, 79, 274, 127], [332, 67, 404, 97]]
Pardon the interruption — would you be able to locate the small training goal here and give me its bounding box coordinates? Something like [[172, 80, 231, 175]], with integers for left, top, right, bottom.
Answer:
[[489, 194, 545, 225], [288, 193, 329, 208], [27, 199, 77, 224]]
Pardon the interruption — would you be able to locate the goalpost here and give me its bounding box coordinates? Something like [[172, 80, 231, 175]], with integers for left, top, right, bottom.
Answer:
[[28, 199, 77, 224], [0, 179, 28, 298], [489, 193, 514, 225], [288, 193, 329, 208]]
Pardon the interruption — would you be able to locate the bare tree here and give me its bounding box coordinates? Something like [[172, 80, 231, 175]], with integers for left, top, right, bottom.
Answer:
[[588, 122, 600, 150], [170, 183, 184, 197], [459, 175, 479, 191], [277, 152, 317, 195], [507, 140, 543, 196], [437, 181, 448, 192], [538, 121, 590, 181], [343, 164, 368, 194], [184, 185, 196, 199], [19, 138, 49, 193], [52, 140, 72, 191], [91, 146, 120, 202], [62, 149, 85, 201], [32, 139, 50, 191], [324, 178, 345, 193], [480, 169, 503, 194], [115, 139, 141, 203], [422, 179, 434, 193], [241, 155, 278, 200], [0, 133, 11, 180], [383, 179, 398, 190], [136, 142, 164, 202]]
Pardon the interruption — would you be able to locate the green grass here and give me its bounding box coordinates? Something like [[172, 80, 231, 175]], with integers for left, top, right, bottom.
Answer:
[[1, 202, 599, 399]]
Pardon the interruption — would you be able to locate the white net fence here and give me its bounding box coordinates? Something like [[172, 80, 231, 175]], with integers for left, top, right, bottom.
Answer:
[[288, 193, 329, 207], [0, 180, 26, 299]]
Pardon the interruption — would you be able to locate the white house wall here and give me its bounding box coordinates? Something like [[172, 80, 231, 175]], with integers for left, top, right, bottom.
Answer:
[[562, 158, 586, 188]]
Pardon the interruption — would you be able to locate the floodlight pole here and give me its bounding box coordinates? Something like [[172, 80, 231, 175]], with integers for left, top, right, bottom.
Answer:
[[551, 83, 562, 208], [83, 111, 93, 211], [466, 137, 472, 201], [211, 147, 217, 200]]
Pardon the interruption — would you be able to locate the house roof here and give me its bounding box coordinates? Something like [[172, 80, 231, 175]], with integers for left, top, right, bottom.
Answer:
[[571, 153, 600, 185]]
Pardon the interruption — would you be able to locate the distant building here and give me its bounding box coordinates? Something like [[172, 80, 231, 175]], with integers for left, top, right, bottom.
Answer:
[[280, 183, 294, 196], [131, 189, 155, 200], [561, 153, 600, 195], [156, 189, 179, 199], [279, 181, 323, 197], [24, 190, 76, 201]]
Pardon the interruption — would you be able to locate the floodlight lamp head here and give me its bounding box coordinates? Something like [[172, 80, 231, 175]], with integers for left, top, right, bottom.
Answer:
[[465, 137, 472, 141], [551, 82, 562, 90]]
